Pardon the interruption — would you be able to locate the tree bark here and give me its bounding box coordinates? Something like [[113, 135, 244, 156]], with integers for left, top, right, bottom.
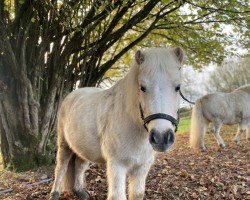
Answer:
[[0, 62, 39, 170]]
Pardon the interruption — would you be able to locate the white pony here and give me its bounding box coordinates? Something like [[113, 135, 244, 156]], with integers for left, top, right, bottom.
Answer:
[[190, 85, 250, 149], [49, 47, 185, 200]]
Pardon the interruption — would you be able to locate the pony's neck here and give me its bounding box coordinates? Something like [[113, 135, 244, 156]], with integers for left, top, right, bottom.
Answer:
[[114, 65, 142, 127]]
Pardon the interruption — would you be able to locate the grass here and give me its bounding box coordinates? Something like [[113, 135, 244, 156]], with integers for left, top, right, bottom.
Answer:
[[178, 116, 191, 134]]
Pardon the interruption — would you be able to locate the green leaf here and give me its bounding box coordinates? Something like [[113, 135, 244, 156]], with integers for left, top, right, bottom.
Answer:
[[31, 17, 36, 23]]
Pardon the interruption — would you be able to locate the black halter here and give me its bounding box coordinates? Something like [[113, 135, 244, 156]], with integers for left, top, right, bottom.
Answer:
[[139, 88, 194, 132], [179, 89, 195, 105], [139, 104, 179, 132]]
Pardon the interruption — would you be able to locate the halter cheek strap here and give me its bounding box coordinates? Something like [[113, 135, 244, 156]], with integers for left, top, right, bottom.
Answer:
[[139, 87, 194, 132], [139, 104, 179, 132]]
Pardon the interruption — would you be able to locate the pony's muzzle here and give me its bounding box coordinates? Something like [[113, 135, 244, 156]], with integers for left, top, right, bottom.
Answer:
[[149, 129, 175, 152]]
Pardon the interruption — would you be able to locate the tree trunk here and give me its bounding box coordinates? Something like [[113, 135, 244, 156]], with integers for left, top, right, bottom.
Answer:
[[0, 53, 61, 171], [0, 67, 39, 170]]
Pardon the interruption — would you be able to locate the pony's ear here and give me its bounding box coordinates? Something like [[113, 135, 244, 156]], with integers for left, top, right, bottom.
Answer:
[[173, 47, 185, 64], [135, 50, 145, 65]]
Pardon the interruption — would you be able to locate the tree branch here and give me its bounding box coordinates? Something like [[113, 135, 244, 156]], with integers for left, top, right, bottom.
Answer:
[[185, 0, 250, 14]]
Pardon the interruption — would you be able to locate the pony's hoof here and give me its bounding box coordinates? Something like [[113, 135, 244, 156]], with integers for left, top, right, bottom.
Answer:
[[74, 190, 90, 200], [219, 144, 225, 148], [234, 140, 240, 145], [49, 192, 60, 200], [200, 146, 206, 152]]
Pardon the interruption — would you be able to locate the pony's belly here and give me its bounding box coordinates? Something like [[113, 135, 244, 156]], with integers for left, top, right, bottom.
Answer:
[[72, 142, 105, 163], [76, 146, 105, 164], [223, 117, 241, 125], [65, 132, 105, 164]]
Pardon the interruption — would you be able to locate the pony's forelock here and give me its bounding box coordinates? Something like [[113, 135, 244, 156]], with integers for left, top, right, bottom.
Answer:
[[135, 48, 182, 76]]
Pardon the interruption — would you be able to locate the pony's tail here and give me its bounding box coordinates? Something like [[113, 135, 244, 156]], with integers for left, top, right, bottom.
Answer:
[[61, 154, 76, 193], [190, 99, 208, 149]]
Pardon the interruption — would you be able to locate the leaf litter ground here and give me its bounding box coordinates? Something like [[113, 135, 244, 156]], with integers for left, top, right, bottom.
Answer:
[[0, 125, 249, 199]]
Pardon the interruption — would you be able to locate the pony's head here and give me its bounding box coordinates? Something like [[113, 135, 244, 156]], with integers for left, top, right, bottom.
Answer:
[[135, 47, 184, 152]]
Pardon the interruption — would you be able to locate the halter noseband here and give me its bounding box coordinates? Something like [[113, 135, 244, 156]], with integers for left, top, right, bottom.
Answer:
[[139, 88, 194, 132], [139, 104, 179, 132]]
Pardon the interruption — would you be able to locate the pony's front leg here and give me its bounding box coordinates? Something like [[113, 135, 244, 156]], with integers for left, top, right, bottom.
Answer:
[[128, 164, 152, 200], [107, 161, 127, 200]]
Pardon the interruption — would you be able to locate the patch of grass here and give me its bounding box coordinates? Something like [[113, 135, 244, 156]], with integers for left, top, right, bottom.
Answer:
[[178, 116, 191, 134]]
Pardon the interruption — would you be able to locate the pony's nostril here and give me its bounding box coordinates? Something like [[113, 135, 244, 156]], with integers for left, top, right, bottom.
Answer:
[[149, 132, 156, 144], [165, 129, 175, 145], [150, 134, 156, 144], [149, 129, 160, 144]]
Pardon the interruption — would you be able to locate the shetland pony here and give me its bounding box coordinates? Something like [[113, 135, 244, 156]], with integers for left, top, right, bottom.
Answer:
[[50, 47, 185, 200], [190, 85, 250, 149]]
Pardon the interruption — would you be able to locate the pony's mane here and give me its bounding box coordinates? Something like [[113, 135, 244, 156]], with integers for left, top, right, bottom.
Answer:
[[234, 84, 250, 94], [135, 48, 181, 75]]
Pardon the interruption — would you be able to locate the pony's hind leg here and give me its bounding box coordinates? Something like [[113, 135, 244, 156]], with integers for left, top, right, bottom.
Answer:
[[234, 124, 244, 145], [212, 123, 225, 148], [73, 157, 90, 200], [246, 125, 250, 142], [50, 145, 73, 200]]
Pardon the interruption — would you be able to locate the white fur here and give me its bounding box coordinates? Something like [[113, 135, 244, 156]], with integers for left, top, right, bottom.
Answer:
[[190, 85, 250, 149], [50, 47, 184, 200]]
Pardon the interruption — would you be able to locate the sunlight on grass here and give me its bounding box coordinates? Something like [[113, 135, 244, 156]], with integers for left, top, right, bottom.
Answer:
[[178, 116, 191, 134], [0, 152, 3, 170]]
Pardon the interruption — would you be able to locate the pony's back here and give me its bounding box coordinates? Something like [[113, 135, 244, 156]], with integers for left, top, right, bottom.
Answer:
[[200, 93, 234, 122], [234, 84, 250, 94]]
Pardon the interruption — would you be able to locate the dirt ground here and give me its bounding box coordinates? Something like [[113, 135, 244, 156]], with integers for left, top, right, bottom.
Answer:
[[0, 126, 249, 200]]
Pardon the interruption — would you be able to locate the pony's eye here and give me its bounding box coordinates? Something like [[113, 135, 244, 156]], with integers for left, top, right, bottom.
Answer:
[[140, 85, 146, 92], [175, 84, 181, 92]]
